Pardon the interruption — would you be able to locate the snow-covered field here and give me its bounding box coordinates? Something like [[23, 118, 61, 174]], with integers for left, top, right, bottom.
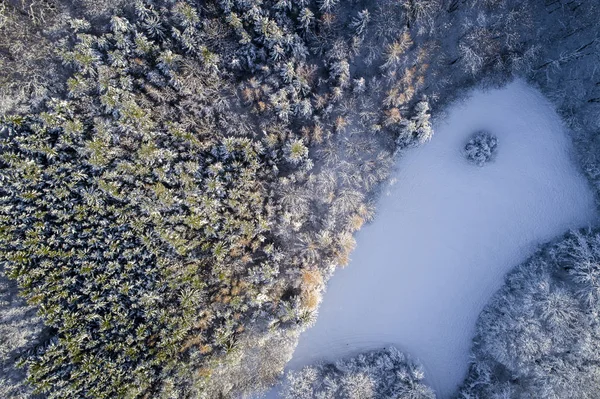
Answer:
[[265, 80, 598, 398]]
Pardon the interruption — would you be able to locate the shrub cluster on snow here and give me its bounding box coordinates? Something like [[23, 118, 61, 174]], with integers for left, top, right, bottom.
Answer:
[[464, 131, 497, 166], [280, 347, 435, 399]]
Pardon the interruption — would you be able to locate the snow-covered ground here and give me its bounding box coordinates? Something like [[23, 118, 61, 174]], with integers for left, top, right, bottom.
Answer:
[[265, 80, 598, 398]]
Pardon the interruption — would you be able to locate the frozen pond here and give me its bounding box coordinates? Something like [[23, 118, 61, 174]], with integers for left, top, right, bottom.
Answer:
[[266, 80, 598, 398]]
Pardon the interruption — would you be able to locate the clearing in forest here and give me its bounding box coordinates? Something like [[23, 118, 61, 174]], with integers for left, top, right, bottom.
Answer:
[[274, 80, 598, 398]]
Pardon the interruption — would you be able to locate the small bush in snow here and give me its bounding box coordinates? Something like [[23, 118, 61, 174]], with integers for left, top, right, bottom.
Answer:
[[464, 131, 498, 166]]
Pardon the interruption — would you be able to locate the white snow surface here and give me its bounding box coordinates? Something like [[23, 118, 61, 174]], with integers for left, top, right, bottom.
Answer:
[[266, 80, 598, 398]]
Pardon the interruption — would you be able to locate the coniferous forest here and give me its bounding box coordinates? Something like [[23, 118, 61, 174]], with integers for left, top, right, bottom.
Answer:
[[1, 0, 599, 398]]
